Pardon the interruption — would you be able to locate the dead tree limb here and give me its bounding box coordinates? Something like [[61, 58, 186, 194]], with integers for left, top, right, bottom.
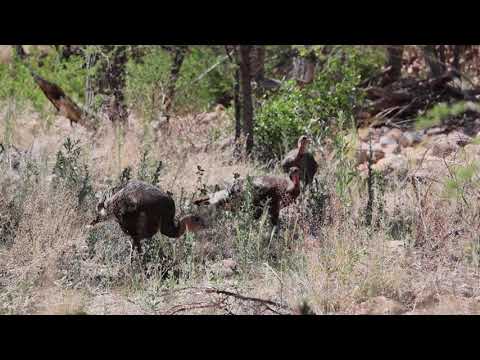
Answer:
[[204, 287, 292, 312], [29, 70, 98, 131]]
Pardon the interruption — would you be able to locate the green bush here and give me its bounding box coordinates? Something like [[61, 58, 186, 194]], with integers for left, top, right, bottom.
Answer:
[[255, 46, 383, 159], [126, 46, 234, 117], [0, 49, 87, 126], [173, 46, 233, 112], [126, 47, 171, 121]]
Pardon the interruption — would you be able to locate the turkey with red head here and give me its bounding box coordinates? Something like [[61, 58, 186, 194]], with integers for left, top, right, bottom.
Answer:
[[281, 135, 318, 186], [89, 180, 207, 256], [194, 167, 301, 226]]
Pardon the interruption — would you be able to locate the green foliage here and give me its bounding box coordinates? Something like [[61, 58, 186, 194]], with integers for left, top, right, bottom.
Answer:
[[232, 176, 270, 270], [0, 48, 87, 127], [331, 113, 359, 203], [126, 46, 233, 117], [126, 47, 171, 121], [416, 101, 470, 130], [443, 161, 480, 206], [174, 46, 233, 112], [255, 46, 380, 158]]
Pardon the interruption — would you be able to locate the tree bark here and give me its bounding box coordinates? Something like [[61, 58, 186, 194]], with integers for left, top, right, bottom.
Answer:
[[163, 46, 187, 119], [250, 45, 266, 81], [423, 45, 446, 78], [239, 45, 254, 154], [381, 45, 404, 85], [234, 67, 241, 140], [84, 48, 98, 113], [13, 45, 27, 60], [452, 45, 465, 72], [106, 46, 128, 124]]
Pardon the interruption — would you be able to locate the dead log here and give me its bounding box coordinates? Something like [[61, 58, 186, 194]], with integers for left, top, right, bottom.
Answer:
[[30, 70, 98, 131]]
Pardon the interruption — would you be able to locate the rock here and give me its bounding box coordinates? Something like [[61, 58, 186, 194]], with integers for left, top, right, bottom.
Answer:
[[356, 143, 385, 165], [357, 128, 371, 142], [399, 131, 424, 148], [425, 126, 447, 136], [22, 45, 54, 57], [414, 291, 439, 310], [459, 284, 474, 298], [379, 135, 398, 146], [447, 130, 472, 147], [373, 154, 408, 175], [463, 144, 480, 159], [355, 296, 406, 315], [386, 128, 403, 142], [427, 135, 459, 158], [382, 143, 401, 155], [0, 45, 14, 64], [211, 258, 238, 278], [407, 294, 480, 315]]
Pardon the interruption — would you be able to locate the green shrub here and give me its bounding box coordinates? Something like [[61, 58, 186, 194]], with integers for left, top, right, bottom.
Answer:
[[0, 49, 87, 127], [255, 46, 380, 159], [126, 47, 171, 121], [416, 101, 479, 130], [126, 46, 234, 117]]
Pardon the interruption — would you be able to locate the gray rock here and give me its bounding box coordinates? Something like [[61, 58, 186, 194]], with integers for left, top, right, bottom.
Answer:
[[399, 131, 424, 148], [355, 296, 406, 315]]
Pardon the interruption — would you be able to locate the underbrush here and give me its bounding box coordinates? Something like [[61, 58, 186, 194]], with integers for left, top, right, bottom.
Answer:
[[2, 106, 480, 314]]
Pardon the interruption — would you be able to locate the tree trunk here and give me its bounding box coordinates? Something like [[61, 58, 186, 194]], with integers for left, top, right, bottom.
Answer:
[[250, 45, 265, 81], [423, 45, 446, 78], [381, 45, 404, 85], [163, 46, 187, 119], [239, 45, 254, 154], [84, 48, 98, 113], [13, 45, 27, 60], [452, 45, 464, 72], [234, 68, 241, 140], [103, 45, 128, 123]]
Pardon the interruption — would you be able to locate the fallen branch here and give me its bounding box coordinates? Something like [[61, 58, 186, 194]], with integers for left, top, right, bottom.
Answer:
[[165, 301, 222, 315], [204, 287, 292, 312]]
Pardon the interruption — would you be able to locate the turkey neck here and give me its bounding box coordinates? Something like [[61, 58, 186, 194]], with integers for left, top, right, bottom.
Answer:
[[296, 142, 307, 160], [286, 177, 300, 194], [161, 217, 187, 238]]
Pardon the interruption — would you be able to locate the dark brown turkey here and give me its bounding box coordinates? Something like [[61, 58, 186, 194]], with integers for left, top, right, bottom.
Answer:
[[281, 135, 318, 186], [193, 167, 301, 226], [89, 180, 206, 255]]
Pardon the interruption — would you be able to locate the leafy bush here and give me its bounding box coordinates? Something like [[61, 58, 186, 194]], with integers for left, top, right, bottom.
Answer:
[[0, 48, 87, 128], [255, 46, 381, 159], [126, 47, 171, 121], [174, 46, 233, 112], [126, 46, 234, 117], [416, 101, 479, 130]]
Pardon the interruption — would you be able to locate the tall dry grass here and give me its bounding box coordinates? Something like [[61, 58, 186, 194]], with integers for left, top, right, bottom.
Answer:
[[1, 104, 480, 314]]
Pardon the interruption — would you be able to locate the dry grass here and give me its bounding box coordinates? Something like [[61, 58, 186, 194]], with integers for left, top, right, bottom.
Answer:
[[1, 103, 480, 315]]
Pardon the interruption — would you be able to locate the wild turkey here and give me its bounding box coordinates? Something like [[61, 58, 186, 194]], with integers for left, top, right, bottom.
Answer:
[[194, 167, 301, 226], [281, 135, 318, 186], [89, 180, 206, 255]]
